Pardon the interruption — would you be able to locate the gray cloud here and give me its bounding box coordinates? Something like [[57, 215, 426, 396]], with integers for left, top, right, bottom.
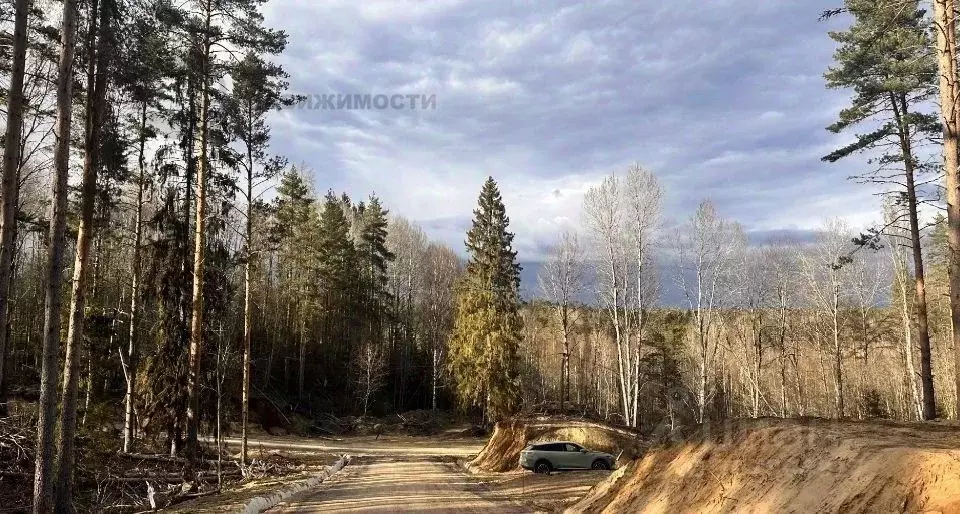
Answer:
[[263, 0, 897, 270]]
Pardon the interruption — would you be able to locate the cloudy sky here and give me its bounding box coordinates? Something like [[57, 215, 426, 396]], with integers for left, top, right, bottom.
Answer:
[[263, 0, 885, 265]]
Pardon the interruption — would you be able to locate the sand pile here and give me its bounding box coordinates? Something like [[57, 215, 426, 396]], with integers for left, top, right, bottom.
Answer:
[[567, 418, 960, 513], [468, 418, 646, 472]]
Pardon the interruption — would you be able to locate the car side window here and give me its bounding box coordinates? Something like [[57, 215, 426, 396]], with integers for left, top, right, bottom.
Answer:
[[548, 443, 564, 451], [565, 443, 579, 452]]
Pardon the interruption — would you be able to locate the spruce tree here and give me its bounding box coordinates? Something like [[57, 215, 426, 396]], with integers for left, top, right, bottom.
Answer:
[[448, 177, 523, 421]]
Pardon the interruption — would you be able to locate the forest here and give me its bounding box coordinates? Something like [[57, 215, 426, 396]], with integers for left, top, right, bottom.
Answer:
[[4, 0, 960, 512]]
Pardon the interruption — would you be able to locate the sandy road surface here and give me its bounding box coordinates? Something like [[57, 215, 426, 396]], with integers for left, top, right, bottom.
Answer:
[[266, 456, 531, 513], [207, 434, 485, 458]]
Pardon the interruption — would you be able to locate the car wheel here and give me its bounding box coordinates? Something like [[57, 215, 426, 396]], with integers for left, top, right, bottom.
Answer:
[[534, 460, 552, 474], [591, 459, 610, 470]]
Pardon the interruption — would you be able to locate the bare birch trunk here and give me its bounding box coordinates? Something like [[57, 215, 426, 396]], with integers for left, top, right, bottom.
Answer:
[[123, 102, 147, 453], [778, 296, 788, 417], [898, 259, 923, 420], [608, 250, 630, 426], [560, 307, 569, 412], [833, 282, 843, 419], [241, 132, 254, 465], [298, 314, 305, 400], [753, 311, 762, 418]]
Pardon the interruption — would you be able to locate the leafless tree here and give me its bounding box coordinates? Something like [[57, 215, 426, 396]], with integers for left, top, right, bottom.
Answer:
[[885, 201, 923, 420], [421, 243, 461, 410], [583, 173, 649, 425], [624, 164, 663, 426], [763, 243, 798, 418], [355, 340, 387, 417], [538, 229, 584, 412], [675, 199, 745, 423], [799, 219, 855, 419], [730, 246, 770, 418]]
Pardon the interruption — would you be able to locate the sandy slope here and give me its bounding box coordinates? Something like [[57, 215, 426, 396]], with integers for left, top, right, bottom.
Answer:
[[469, 419, 646, 472], [568, 418, 960, 514]]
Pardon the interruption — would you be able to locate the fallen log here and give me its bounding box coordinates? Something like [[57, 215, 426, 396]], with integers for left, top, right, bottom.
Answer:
[[117, 451, 232, 468], [104, 469, 241, 483]]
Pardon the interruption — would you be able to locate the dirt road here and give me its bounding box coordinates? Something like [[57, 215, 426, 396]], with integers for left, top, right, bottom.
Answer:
[[266, 456, 530, 513], [210, 433, 485, 458]]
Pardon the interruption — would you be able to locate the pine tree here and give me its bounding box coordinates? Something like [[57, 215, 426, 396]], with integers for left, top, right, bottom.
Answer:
[[116, 0, 175, 453], [182, 0, 288, 458], [823, 0, 939, 419], [448, 177, 523, 422], [933, 0, 960, 421], [0, 0, 30, 417], [273, 168, 319, 399], [351, 195, 393, 413], [55, 0, 115, 505], [222, 50, 290, 464], [34, 0, 80, 506]]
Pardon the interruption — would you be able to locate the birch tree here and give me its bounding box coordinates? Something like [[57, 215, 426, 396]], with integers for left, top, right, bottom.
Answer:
[[421, 243, 461, 410], [583, 174, 633, 425], [799, 219, 855, 419], [885, 200, 924, 419], [538, 229, 583, 412], [675, 200, 745, 423], [624, 165, 662, 426]]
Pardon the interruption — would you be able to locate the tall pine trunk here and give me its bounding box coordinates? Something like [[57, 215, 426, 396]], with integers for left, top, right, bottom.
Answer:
[[890, 94, 937, 419], [33, 0, 77, 508], [186, 0, 212, 459], [33, 0, 79, 509], [0, 0, 29, 416], [933, 0, 960, 418], [55, 0, 109, 506]]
